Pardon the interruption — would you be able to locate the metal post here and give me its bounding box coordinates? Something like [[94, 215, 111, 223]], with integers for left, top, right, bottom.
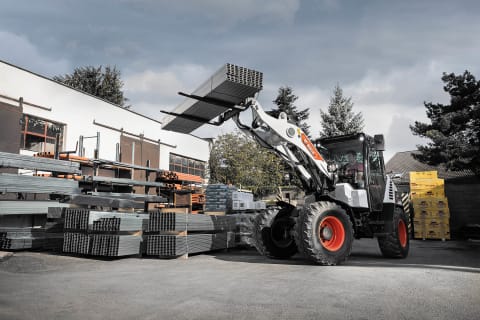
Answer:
[[78, 135, 84, 157], [115, 143, 120, 162], [131, 142, 135, 180], [94, 132, 100, 159]]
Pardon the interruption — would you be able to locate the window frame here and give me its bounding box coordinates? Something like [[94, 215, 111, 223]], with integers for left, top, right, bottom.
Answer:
[[20, 114, 65, 153]]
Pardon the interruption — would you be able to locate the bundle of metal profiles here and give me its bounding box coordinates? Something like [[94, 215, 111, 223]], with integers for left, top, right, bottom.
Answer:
[[147, 211, 236, 232], [85, 175, 164, 188], [0, 228, 46, 250], [63, 208, 144, 257], [68, 194, 145, 210], [162, 63, 263, 133], [63, 232, 90, 254], [0, 173, 80, 194], [0, 200, 70, 215], [90, 234, 141, 257], [0, 151, 81, 174], [90, 192, 167, 203], [145, 232, 235, 256], [64, 209, 147, 232]]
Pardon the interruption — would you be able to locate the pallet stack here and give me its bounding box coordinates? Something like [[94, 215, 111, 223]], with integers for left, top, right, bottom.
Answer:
[[144, 210, 236, 257], [410, 171, 450, 240], [63, 208, 147, 257]]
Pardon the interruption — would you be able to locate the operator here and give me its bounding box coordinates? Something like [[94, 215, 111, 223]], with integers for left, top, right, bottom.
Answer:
[[345, 150, 364, 188]]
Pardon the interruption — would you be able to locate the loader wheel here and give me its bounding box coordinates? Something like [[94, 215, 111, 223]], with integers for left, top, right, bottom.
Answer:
[[252, 207, 297, 259], [295, 201, 353, 265], [377, 207, 410, 258]]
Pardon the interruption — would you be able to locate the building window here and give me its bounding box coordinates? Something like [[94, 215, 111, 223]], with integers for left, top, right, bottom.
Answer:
[[20, 114, 65, 153], [169, 153, 205, 178]]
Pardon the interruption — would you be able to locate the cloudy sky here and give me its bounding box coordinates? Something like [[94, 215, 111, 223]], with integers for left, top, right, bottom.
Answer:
[[1, 0, 479, 160]]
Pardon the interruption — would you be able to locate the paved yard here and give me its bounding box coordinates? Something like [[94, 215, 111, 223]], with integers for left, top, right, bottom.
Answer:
[[0, 239, 479, 320]]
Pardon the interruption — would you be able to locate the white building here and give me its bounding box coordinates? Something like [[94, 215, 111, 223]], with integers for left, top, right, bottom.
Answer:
[[0, 60, 209, 179]]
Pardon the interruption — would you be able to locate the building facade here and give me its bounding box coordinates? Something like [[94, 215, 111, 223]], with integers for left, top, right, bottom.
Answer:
[[0, 60, 209, 179]]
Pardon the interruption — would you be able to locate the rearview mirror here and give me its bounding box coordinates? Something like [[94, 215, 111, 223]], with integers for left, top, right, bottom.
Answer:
[[374, 134, 385, 151]]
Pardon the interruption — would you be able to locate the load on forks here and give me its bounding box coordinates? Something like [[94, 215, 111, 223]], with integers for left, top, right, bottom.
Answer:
[[162, 63, 409, 265]]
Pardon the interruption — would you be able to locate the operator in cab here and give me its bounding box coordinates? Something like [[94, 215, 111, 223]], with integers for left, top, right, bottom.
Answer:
[[345, 150, 364, 188]]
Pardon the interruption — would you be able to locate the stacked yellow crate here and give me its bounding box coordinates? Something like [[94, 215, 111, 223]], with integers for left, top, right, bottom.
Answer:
[[410, 171, 450, 240]]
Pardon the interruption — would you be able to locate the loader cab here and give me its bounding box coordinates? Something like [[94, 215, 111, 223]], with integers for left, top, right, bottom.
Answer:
[[315, 133, 386, 212]]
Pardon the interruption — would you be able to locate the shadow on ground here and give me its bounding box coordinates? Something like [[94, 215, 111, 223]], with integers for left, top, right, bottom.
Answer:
[[211, 239, 480, 272]]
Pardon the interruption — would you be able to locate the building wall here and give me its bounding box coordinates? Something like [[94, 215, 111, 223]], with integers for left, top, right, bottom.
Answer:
[[445, 178, 480, 236], [0, 61, 209, 170]]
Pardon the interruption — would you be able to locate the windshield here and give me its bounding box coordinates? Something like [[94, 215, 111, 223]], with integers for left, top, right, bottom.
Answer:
[[320, 139, 364, 167]]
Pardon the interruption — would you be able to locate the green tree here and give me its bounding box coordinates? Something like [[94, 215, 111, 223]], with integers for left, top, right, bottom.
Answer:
[[320, 84, 364, 137], [209, 131, 286, 196], [410, 71, 480, 176], [268, 86, 311, 136], [54, 65, 129, 108]]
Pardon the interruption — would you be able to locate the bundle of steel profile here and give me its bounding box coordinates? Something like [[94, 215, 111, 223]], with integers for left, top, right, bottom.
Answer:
[[162, 63, 263, 133], [86, 175, 164, 188], [0, 228, 46, 250], [63, 232, 90, 254], [145, 232, 235, 256], [90, 234, 141, 257], [90, 192, 167, 203], [0, 151, 81, 174], [0, 173, 80, 194], [147, 211, 236, 233], [68, 194, 144, 209], [89, 213, 147, 232], [0, 200, 70, 215], [64, 209, 147, 232], [64, 208, 91, 231]]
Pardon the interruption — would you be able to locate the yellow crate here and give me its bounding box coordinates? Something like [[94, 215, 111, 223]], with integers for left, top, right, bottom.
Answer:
[[414, 217, 449, 229], [411, 198, 432, 208], [414, 229, 450, 240], [411, 187, 445, 198], [413, 207, 450, 219], [410, 171, 438, 181], [410, 178, 444, 190], [430, 197, 449, 209]]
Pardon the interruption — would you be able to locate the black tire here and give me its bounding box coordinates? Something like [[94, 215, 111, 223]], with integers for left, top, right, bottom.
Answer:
[[252, 207, 298, 259], [377, 206, 410, 258], [295, 201, 354, 265]]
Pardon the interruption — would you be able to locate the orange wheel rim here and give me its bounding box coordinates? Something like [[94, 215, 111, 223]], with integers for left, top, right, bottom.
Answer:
[[398, 219, 407, 248], [318, 216, 345, 252]]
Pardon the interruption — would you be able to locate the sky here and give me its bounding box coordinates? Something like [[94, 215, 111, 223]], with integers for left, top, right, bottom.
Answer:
[[1, 0, 480, 161]]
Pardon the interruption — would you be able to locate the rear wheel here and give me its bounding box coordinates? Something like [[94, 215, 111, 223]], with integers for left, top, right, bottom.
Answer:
[[295, 201, 354, 265], [252, 207, 297, 259], [377, 206, 410, 258]]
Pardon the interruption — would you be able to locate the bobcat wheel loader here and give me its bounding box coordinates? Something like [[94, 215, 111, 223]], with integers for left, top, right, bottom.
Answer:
[[161, 64, 409, 265]]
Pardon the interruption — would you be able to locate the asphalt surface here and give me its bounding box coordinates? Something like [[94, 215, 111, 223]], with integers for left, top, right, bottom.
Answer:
[[0, 239, 479, 320]]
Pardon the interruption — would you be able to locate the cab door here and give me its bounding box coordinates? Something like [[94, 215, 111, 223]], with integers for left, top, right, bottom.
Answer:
[[366, 148, 386, 211]]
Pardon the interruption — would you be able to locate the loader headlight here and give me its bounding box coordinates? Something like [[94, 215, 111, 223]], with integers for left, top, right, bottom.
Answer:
[[327, 161, 338, 172]]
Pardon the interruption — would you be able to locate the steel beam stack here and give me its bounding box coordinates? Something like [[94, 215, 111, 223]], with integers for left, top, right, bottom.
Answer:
[[63, 209, 146, 257], [144, 210, 237, 257], [0, 173, 80, 194], [0, 151, 81, 174], [162, 63, 263, 133], [147, 211, 236, 233], [0, 228, 46, 250], [145, 232, 235, 256]]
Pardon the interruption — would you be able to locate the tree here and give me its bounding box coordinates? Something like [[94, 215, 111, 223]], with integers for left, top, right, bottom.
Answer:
[[268, 86, 311, 136], [410, 71, 480, 176], [320, 84, 364, 137], [208, 131, 287, 196], [54, 65, 129, 108]]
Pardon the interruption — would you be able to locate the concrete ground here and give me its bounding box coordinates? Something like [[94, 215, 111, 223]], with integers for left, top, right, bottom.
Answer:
[[0, 239, 479, 320]]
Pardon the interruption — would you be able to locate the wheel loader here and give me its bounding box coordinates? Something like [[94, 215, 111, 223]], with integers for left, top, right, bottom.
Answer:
[[161, 63, 410, 265]]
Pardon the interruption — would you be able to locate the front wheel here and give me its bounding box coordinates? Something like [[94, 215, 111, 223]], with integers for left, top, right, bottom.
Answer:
[[295, 201, 354, 265], [252, 207, 298, 259], [377, 206, 410, 258]]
